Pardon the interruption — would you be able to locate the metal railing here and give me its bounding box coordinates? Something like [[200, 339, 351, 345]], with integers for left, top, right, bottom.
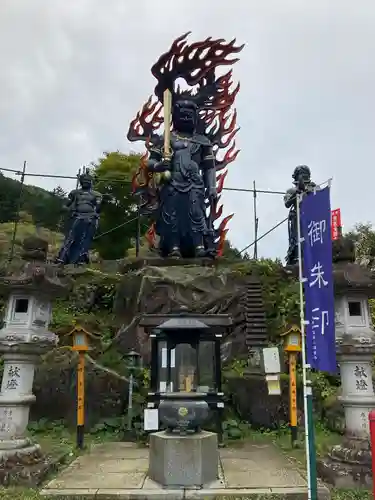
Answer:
[[2, 161, 289, 262]]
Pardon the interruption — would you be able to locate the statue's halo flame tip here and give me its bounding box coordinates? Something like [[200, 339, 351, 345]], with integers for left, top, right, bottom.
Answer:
[[128, 33, 243, 258]]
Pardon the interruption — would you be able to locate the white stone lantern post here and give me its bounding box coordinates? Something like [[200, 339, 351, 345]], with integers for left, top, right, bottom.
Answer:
[[318, 244, 375, 488], [0, 236, 69, 460], [335, 289, 375, 439]]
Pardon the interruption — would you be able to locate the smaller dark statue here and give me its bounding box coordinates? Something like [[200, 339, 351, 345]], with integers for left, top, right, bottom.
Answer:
[[284, 165, 317, 265], [56, 170, 102, 265], [128, 33, 244, 259]]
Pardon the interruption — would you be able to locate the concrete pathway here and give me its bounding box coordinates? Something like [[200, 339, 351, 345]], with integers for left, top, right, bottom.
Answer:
[[40, 441, 330, 499]]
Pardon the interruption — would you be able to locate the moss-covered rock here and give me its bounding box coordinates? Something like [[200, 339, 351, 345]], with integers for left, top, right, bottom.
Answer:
[[112, 257, 300, 354]]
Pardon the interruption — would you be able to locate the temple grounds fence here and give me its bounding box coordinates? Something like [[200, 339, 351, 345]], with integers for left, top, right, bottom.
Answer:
[[1, 161, 288, 263]]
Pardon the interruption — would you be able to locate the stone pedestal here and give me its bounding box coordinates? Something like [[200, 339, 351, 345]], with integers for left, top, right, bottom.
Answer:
[[148, 430, 218, 487], [338, 349, 375, 438], [317, 334, 375, 488], [316, 258, 375, 489], [318, 437, 372, 488], [0, 343, 55, 459]]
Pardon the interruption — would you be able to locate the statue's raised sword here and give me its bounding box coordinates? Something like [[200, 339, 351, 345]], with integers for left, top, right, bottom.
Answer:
[[162, 89, 172, 181]]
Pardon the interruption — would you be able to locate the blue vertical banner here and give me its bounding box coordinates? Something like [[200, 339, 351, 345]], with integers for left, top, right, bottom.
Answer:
[[300, 186, 336, 373]]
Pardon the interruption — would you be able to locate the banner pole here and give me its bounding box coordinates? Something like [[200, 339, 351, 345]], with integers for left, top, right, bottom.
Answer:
[[296, 192, 317, 500]]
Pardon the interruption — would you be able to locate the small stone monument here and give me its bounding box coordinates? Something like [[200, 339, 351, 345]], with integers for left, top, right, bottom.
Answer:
[[318, 238, 375, 487], [0, 236, 69, 466]]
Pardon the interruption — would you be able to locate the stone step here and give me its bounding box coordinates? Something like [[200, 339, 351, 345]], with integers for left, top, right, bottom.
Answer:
[[242, 281, 268, 348], [246, 331, 267, 336], [246, 332, 267, 338], [244, 314, 266, 320], [246, 335, 267, 341], [39, 486, 330, 498]]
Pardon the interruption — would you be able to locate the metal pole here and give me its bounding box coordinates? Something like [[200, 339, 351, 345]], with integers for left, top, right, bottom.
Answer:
[[369, 410, 375, 500], [223, 186, 285, 195], [253, 180, 258, 260], [240, 217, 288, 255], [93, 216, 139, 240], [127, 372, 134, 431], [8, 160, 27, 263], [296, 192, 317, 500], [240, 178, 333, 257], [0, 167, 287, 194]]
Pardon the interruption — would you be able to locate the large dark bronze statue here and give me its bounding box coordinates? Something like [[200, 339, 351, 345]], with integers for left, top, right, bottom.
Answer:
[[128, 33, 244, 259], [284, 165, 317, 265], [56, 170, 102, 265]]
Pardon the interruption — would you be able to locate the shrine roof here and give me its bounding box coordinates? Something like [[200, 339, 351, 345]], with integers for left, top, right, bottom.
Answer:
[[333, 261, 375, 296], [139, 312, 233, 329], [0, 261, 71, 296]]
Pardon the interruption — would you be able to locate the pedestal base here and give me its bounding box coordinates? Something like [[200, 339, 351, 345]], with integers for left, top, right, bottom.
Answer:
[[0, 439, 62, 487], [0, 437, 40, 460], [149, 430, 218, 488], [317, 437, 372, 489]]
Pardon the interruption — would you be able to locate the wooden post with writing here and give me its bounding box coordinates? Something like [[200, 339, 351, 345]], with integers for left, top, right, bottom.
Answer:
[[77, 352, 85, 449], [289, 352, 298, 448]]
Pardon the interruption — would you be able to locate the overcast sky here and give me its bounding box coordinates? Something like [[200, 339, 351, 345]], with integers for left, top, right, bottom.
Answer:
[[1, 0, 374, 259]]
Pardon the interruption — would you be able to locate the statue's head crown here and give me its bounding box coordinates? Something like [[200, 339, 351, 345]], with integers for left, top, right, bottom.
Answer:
[[79, 168, 93, 185], [293, 165, 311, 181], [174, 97, 198, 111]]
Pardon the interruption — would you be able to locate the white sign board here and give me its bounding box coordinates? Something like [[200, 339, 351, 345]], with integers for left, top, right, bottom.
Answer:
[[266, 374, 281, 395], [262, 347, 281, 374], [144, 409, 159, 431]]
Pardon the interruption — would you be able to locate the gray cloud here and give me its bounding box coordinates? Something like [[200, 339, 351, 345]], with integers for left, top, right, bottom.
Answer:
[[0, 0, 374, 258]]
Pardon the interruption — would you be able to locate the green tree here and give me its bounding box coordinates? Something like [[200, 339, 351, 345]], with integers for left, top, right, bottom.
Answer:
[[0, 172, 68, 232], [92, 151, 145, 259], [30, 186, 67, 231], [346, 223, 375, 268], [221, 239, 249, 260], [0, 173, 21, 222]]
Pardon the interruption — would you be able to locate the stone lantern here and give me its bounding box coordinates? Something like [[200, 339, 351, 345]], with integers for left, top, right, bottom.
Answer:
[[0, 236, 69, 460], [140, 307, 232, 488], [318, 238, 375, 487]]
